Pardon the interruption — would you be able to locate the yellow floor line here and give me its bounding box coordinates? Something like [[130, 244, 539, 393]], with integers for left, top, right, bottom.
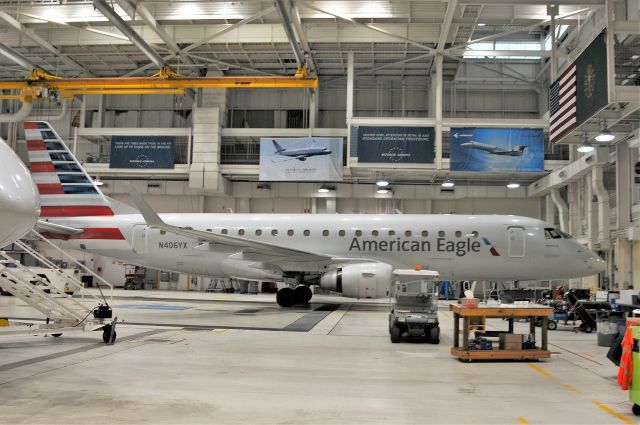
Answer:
[[592, 401, 636, 425], [561, 383, 578, 393], [517, 417, 529, 424], [527, 363, 552, 378], [214, 329, 229, 334]]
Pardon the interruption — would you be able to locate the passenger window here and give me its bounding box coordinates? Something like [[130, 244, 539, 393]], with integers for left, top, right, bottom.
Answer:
[[355, 230, 362, 237], [388, 230, 395, 236], [339, 230, 346, 237], [372, 230, 379, 237], [206, 228, 212, 232], [221, 229, 227, 235], [421, 230, 428, 237], [455, 231, 462, 238], [322, 230, 329, 237], [238, 229, 245, 236], [271, 229, 278, 236], [255, 229, 262, 236], [287, 230, 294, 236], [304, 230, 310, 236], [405, 230, 412, 237], [471, 231, 479, 238], [438, 231, 445, 237]]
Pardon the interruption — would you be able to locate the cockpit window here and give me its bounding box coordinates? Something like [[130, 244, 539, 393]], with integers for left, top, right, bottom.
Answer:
[[544, 228, 562, 239], [559, 230, 573, 239]]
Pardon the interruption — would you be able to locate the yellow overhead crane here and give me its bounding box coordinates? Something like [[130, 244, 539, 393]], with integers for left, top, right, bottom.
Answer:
[[0, 66, 316, 102]]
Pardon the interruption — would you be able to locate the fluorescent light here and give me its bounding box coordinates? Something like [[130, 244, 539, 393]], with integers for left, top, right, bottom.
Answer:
[[376, 180, 389, 187], [317, 187, 330, 193], [507, 182, 520, 189], [595, 128, 615, 142], [93, 179, 104, 187], [377, 188, 390, 194], [477, 23, 486, 26], [441, 179, 455, 188]]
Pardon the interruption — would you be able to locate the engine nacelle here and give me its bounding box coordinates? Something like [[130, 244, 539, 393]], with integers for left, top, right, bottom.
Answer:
[[320, 263, 393, 299]]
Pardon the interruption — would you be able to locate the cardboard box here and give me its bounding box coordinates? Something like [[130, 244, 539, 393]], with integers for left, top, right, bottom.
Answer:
[[499, 333, 523, 350]]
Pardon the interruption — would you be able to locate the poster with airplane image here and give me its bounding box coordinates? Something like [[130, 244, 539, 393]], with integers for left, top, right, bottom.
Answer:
[[259, 137, 343, 181], [450, 128, 544, 172]]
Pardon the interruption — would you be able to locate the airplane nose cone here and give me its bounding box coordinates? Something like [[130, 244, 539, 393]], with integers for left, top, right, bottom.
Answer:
[[587, 254, 606, 274], [0, 139, 40, 247]]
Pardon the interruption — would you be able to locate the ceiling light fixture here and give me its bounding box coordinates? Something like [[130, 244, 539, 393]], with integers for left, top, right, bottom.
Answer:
[[377, 188, 391, 194], [595, 128, 615, 142], [441, 178, 455, 188], [577, 133, 595, 153], [506, 181, 520, 189], [318, 185, 335, 193], [376, 180, 389, 187]]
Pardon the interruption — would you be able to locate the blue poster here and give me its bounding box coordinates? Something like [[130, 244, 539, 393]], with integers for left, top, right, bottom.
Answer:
[[450, 128, 544, 172], [110, 136, 175, 169], [357, 126, 435, 163], [259, 137, 343, 181]]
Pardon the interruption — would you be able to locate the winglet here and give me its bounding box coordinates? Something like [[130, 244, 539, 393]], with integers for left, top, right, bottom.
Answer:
[[125, 184, 166, 229]]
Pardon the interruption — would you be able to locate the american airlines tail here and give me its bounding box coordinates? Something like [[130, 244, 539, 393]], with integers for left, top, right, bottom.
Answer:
[[24, 121, 135, 239]]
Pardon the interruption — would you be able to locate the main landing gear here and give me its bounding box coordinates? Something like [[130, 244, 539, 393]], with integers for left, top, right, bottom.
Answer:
[[276, 286, 312, 307]]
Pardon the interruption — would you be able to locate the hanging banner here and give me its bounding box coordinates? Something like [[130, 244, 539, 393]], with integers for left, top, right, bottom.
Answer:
[[110, 136, 175, 169], [259, 137, 343, 181], [356, 126, 435, 163], [549, 31, 607, 143], [450, 128, 544, 172]]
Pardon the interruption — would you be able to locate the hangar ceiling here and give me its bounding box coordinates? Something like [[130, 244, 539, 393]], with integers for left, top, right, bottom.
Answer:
[[0, 0, 597, 81]]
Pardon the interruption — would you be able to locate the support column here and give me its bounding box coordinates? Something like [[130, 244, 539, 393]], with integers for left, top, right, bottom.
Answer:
[[615, 237, 632, 290], [617, 141, 631, 229], [545, 194, 555, 224], [325, 197, 336, 214], [633, 242, 640, 290], [346, 51, 354, 124], [434, 53, 443, 170], [592, 165, 611, 249], [189, 106, 226, 195], [309, 88, 319, 135], [551, 188, 569, 232]]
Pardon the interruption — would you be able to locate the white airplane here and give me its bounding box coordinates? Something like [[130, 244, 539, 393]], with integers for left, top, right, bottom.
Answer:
[[271, 139, 331, 161], [461, 141, 527, 157], [26, 121, 605, 307], [0, 137, 40, 247]]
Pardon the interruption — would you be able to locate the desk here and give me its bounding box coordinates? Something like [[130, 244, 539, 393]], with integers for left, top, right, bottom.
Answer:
[[450, 303, 553, 361]]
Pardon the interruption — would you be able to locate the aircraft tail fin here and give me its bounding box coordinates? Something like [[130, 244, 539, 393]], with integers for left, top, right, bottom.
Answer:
[[515, 145, 527, 152], [272, 140, 285, 153], [23, 121, 134, 218]]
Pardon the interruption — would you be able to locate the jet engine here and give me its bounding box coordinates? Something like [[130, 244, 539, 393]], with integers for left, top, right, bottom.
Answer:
[[320, 263, 393, 299]]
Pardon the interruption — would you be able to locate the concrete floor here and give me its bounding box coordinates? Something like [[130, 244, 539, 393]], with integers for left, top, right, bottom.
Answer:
[[0, 291, 635, 425]]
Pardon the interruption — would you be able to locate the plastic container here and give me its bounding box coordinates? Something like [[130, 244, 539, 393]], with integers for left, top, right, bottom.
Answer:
[[461, 298, 480, 308]]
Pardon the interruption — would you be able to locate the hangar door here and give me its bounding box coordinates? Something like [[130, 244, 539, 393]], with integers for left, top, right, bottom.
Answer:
[[508, 226, 525, 258]]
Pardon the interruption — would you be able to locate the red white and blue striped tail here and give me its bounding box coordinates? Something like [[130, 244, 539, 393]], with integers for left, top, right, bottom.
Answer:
[[24, 121, 115, 218]]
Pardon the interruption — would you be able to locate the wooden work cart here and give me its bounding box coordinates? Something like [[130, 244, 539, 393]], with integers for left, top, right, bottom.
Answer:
[[450, 303, 553, 361]]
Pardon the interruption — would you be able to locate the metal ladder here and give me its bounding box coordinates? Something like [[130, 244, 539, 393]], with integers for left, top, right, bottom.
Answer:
[[0, 230, 116, 342]]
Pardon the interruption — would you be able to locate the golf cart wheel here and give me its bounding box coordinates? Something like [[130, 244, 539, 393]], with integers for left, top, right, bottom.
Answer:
[[429, 326, 440, 344], [51, 333, 62, 337], [547, 320, 558, 330], [633, 404, 640, 416], [102, 326, 116, 344], [390, 325, 402, 343]]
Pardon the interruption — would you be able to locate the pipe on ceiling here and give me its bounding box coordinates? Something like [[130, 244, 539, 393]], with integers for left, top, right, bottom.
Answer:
[[550, 188, 569, 233], [0, 100, 32, 123]]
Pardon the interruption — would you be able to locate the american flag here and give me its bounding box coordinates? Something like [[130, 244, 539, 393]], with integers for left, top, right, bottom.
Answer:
[[549, 64, 577, 143]]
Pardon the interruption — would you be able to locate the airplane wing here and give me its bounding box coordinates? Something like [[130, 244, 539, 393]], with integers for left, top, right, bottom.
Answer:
[[35, 220, 83, 235], [127, 185, 344, 264]]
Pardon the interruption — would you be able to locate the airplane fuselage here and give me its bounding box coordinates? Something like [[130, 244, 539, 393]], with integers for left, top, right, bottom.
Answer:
[[48, 214, 604, 281], [277, 148, 331, 158]]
